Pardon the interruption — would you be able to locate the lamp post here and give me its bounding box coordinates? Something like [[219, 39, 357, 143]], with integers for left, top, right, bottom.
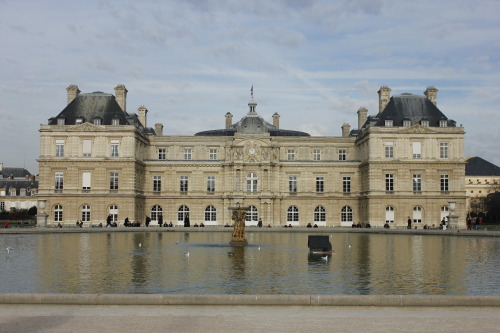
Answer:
[[448, 201, 458, 230]]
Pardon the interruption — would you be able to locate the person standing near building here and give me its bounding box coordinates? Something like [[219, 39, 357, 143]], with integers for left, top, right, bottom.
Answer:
[[158, 213, 163, 227], [407, 216, 412, 229], [106, 214, 112, 227], [145, 215, 150, 227]]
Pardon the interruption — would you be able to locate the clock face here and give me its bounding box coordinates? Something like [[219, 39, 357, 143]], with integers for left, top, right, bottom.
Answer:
[[249, 148, 255, 154]]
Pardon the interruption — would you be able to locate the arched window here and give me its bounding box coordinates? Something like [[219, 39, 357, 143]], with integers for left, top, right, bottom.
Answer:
[[341, 206, 353, 223], [385, 206, 395, 223], [246, 205, 258, 222], [151, 205, 162, 222], [314, 206, 326, 222], [440, 206, 449, 222], [287, 206, 299, 222], [178, 205, 190, 222], [246, 173, 258, 193], [81, 205, 91, 222], [109, 205, 118, 222], [413, 206, 423, 223], [205, 205, 217, 222], [54, 204, 63, 222]]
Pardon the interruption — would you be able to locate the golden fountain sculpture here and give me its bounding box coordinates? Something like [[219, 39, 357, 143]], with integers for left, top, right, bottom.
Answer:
[[229, 206, 248, 246]]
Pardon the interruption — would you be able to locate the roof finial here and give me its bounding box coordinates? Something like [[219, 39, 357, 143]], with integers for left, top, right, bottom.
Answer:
[[250, 85, 253, 98]]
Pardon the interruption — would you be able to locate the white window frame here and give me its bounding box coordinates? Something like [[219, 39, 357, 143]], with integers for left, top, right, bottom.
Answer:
[[180, 175, 189, 192], [313, 149, 321, 161], [207, 176, 215, 192], [338, 149, 347, 161], [82, 140, 92, 157], [440, 142, 449, 159], [205, 205, 217, 222], [385, 142, 394, 159], [413, 174, 422, 192], [82, 172, 91, 190], [184, 149, 192, 160], [385, 173, 394, 192], [440, 174, 449, 192], [385, 206, 395, 223], [209, 149, 217, 160], [153, 175, 162, 192], [314, 206, 326, 222], [287, 206, 299, 222], [316, 176, 324, 193], [54, 204, 63, 222], [81, 205, 91, 222], [412, 142, 421, 159], [55, 172, 64, 190], [110, 172, 119, 190], [55, 140, 65, 157], [110, 140, 119, 157], [341, 206, 353, 223], [343, 176, 351, 193], [158, 148, 166, 160], [287, 149, 295, 161], [289, 176, 297, 193], [246, 173, 258, 193]]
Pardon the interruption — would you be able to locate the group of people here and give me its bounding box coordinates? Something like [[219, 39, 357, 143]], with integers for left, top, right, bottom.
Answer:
[[353, 222, 372, 228]]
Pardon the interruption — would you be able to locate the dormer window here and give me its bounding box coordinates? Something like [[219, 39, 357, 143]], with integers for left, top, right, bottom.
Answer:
[[439, 119, 448, 127], [385, 120, 393, 127], [93, 118, 102, 125], [75, 117, 84, 124], [420, 119, 429, 127], [112, 117, 120, 126], [57, 117, 65, 125], [403, 119, 411, 127]]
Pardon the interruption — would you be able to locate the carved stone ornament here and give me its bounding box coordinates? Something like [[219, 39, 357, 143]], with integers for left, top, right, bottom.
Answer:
[[68, 122, 105, 132], [398, 124, 437, 134]]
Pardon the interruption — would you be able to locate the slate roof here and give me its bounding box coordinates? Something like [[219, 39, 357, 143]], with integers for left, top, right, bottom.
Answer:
[[48, 92, 148, 132], [370, 94, 455, 127], [1, 167, 32, 179], [0, 179, 38, 195], [465, 157, 500, 176], [196, 99, 310, 137]]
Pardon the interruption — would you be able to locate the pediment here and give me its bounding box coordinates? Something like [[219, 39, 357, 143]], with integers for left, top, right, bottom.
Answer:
[[68, 122, 105, 132], [398, 125, 436, 134]]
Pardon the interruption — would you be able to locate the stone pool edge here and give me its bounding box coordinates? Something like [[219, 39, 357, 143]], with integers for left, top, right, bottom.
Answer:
[[0, 294, 499, 307]]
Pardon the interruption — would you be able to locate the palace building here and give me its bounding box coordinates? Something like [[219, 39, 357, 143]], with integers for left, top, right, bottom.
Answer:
[[38, 85, 466, 228]]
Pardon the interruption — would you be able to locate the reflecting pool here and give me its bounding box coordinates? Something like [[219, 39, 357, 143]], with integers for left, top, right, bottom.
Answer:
[[0, 232, 499, 295]]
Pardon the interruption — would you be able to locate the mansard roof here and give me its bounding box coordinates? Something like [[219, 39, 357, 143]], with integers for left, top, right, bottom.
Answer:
[[48, 92, 136, 127], [195, 98, 310, 137], [465, 157, 500, 176], [1, 167, 32, 179], [373, 94, 455, 127]]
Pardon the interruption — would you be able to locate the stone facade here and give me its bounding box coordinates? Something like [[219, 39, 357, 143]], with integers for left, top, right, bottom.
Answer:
[[38, 85, 466, 228]]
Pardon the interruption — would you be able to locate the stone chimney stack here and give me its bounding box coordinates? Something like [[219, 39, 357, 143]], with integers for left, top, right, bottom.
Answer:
[[0, 162, 3, 173], [272, 112, 280, 129], [66, 84, 80, 105], [341, 123, 351, 137], [155, 123, 164, 136], [357, 107, 368, 129], [114, 84, 128, 112], [424, 86, 438, 106], [377, 86, 391, 112], [225, 112, 233, 129], [138, 106, 148, 127]]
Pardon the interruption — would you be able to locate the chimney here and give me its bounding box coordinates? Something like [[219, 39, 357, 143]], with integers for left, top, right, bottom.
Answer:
[[424, 86, 438, 106], [357, 107, 368, 129], [114, 84, 128, 112], [138, 106, 148, 127], [272, 113, 280, 129], [225, 112, 233, 129], [341, 123, 351, 137], [31, 175, 35, 184], [0, 162, 3, 173], [155, 123, 164, 136], [66, 85, 80, 105], [377, 86, 391, 112]]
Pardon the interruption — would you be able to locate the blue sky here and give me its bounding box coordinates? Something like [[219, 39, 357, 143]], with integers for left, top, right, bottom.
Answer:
[[1, 0, 499, 173]]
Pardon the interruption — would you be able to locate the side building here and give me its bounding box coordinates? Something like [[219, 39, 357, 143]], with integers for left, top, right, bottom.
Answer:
[[0, 163, 38, 212], [38, 85, 466, 228]]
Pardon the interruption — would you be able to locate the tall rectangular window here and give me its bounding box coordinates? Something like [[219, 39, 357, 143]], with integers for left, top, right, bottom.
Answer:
[[55, 172, 64, 190], [184, 149, 192, 160], [385, 174, 394, 191], [111, 140, 119, 157], [313, 149, 321, 161], [385, 142, 394, 159], [289, 176, 297, 193], [440, 143, 449, 159], [82, 140, 92, 157], [440, 174, 449, 192], [180, 176, 189, 192], [110, 172, 119, 190], [207, 176, 215, 192], [209, 149, 217, 160], [287, 149, 295, 161], [55, 140, 65, 157], [343, 176, 351, 193], [338, 149, 346, 161], [0, 202, 4, 211], [158, 148, 166, 160], [82, 172, 91, 190], [316, 176, 324, 193], [412, 142, 421, 159], [153, 175, 162, 192], [413, 174, 422, 192]]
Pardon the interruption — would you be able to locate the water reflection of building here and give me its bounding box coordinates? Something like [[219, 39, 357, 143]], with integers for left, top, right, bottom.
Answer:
[[38, 85, 466, 228]]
